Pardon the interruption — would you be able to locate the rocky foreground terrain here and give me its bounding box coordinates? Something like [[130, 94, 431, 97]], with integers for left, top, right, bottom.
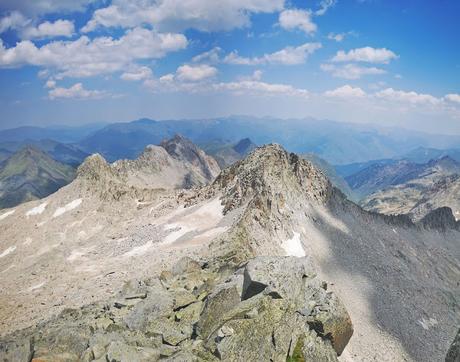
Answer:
[[0, 138, 459, 361]]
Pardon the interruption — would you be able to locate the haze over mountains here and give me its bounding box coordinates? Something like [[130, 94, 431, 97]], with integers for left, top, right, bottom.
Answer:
[[2, 117, 460, 165]]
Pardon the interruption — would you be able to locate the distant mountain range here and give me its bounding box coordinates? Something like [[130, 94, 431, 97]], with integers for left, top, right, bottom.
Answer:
[[0, 146, 76, 209], [359, 157, 460, 220], [2, 116, 459, 165]]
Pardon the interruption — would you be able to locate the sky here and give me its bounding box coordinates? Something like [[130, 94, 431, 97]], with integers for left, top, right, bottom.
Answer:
[[0, 0, 459, 134]]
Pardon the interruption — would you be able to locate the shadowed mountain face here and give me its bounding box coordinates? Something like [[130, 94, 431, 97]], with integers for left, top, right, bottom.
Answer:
[[0, 146, 76, 209]]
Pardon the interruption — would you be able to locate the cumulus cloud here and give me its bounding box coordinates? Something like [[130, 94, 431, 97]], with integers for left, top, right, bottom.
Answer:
[[82, 0, 285, 33], [332, 47, 398, 64], [176, 64, 217, 82], [324, 85, 366, 98], [48, 83, 109, 100], [375, 88, 441, 105], [0, 28, 187, 78], [278, 9, 317, 35], [321, 63, 385, 79], [445, 93, 460, 104], [0, 12, 74, 39], [120, 66, 153, 81], [0, 11, 30, 33], [0, 0, 95, 16], [21, 20, 74, 39], [224, 43, 321, 66]]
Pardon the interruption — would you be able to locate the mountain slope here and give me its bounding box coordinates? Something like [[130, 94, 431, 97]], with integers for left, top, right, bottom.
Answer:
[[0, 143, 458, 361], [302, 153, 356, 201], [402, 146, 460, 163], [362, 172, 460, 221], [0, 139, 89, 167], [201, 138, 258, 168], [0, 146, 75, 209], [345, 156, 460, 199]]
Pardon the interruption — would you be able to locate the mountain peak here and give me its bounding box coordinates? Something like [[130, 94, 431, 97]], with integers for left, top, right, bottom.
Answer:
[[213, 143, 332, 212], [233, 137, 257, 155], [77, 153, 113, 182]]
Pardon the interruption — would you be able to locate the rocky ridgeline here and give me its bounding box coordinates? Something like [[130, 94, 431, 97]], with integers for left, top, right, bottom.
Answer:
[[75, 135, 221, 201], [208, 144, 333, 213], [0, 256, 352, 361]]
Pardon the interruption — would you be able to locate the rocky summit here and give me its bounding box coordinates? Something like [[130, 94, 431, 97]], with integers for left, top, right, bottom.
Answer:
[[0, 142, 458, 362]]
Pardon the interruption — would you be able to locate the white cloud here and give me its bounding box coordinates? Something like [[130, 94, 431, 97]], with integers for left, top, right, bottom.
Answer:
[[324, 85, 366, 98], [0, 28, 187, 78], [332, 47, 398, 64], [48, 83, 109, 100], [278, 9, 317, 35], [445, 94, 460, 104], [192, 47, 222, 63], [176, 64, 217, 82], [0, 0, 95, 16], [21, 20, 74, 39], [315, 0, 337, 16], [0, 11, 30, 33], [375, 88, 441, 105], [321, 63, 385, 79], [120, 66, 153, 81], [213, 80, 309, 98], [224, 43, 321, 66], [82, 0, 285, 33]]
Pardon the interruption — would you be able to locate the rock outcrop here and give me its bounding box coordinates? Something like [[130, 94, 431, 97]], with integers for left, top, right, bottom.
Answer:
[[0, 256, 352, 361]]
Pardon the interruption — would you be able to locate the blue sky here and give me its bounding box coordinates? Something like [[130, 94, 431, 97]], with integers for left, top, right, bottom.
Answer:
[[0, 0, 459, 134]]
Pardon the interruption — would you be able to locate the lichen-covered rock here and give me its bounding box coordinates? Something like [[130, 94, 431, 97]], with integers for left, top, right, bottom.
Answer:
[[0, 254, 352, 362]]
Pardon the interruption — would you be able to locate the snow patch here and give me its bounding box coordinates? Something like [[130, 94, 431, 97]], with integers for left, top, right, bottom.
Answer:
[[0, 209, 15, 221], [26, 202, 48, 216], [0, 245, 16, 258], [281, 232, 306, 257], [53, 199, 82, 218], [161, 198, 225, 245]]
